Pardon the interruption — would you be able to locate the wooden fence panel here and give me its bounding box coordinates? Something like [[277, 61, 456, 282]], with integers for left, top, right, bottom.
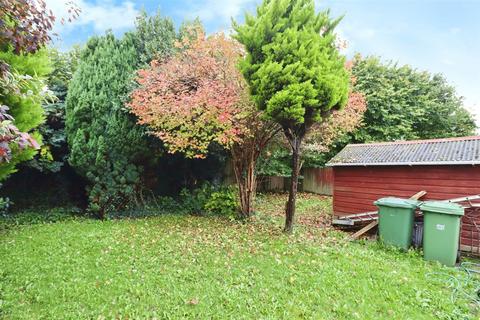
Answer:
[[302, 167, 333, 196]]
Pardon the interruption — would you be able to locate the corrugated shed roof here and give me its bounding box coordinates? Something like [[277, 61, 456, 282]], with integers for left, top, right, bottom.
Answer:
[[327, 136, 480, 167]]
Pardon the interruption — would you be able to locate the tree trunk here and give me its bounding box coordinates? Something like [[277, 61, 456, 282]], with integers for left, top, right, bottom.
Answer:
[[232, 149, 257, 219], [230, 120, 280, 220], [239, 161, 256, 218], [284, 134, 302, 233]]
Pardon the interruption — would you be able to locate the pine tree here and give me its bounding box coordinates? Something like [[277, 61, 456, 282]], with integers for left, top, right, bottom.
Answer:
[[234, 0, 349, 232], [66, 10, 178, 217], [66, 33, 148, 217]]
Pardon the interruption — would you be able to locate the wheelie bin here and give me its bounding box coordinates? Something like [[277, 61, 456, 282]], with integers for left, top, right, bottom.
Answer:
[[419, 201, 464, 266], [374, 197, 419, 250]]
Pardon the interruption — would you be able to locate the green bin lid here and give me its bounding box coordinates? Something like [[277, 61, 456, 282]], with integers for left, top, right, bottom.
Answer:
[[374, 197, 419, 209], [419, 201, 464, 216]]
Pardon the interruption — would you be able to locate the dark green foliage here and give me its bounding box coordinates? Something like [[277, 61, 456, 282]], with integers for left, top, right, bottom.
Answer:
[[65, 10, 190, 217], [66, 33, 149, 217], [65, 9, 179, 217], [180, 182, 217, 215], [103, 195, 185, 219], [0, 206, 81, 231], [0, 194, 12, 214], [179, 182, 238, 217], [258, 143, 328, 176], [257, 145, 292, 177], [302, 150, 328, 168], [96, 183, 236, 220], [152, 148, 228, 196], [28, 48, 80, 172], [351, 56, 476, 143]]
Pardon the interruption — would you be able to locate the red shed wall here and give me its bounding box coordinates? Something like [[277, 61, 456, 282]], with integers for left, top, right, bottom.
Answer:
[[332, 165, 480, 253]]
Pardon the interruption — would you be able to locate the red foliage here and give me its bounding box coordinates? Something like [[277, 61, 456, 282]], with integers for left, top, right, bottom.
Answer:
[[0, 105, 39, 162], [129, 29, 250, 158], [0, 0, 80, 54], [129, 28, 280, 217]]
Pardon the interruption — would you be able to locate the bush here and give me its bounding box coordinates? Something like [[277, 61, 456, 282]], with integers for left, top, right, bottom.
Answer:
[[0, 196, 12, 215], [204, 186, 238, 219], [180, 182, 216, 215], [180, 182, 238, 218], [66, 33, 149, 217]]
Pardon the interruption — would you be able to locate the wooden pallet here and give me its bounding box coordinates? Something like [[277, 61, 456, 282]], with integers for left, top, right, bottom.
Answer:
[[333, 193, 480, 227], [338, 192, 480, 240], [348, 191, 427, 240]]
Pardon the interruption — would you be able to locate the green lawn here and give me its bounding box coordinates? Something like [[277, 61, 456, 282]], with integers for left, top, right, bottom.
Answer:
[[0, 193, 478, 319]]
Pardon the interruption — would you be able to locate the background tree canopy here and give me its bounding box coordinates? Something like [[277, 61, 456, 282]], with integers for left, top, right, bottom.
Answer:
[[350, 55, 476, 143]]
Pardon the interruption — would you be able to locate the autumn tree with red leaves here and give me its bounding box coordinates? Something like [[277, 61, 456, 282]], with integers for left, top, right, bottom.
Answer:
[[129, 29, 279, 218]]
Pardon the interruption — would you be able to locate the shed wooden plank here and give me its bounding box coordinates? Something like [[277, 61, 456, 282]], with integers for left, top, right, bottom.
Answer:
[[332, 164, 480, 253], [348, 191, 426, 240], [335, 176, 480, 186]]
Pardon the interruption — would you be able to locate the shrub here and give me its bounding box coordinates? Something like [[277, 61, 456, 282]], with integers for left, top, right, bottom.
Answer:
[[65, 11, 178, 218], [180, 183, 239, 218], [180, 182, 216, 215], [204, 186, 238, 219], [0, 196, 12, 215]]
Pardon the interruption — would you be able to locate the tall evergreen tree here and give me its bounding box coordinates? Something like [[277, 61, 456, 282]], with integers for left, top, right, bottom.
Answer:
[[66, 10, 178, 217], [234, 0, 349, 232], [66, 33, 148, 217]]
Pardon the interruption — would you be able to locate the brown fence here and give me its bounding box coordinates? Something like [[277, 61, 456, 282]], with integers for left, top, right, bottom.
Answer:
[[258, 176, 287, 192], [223, 161, 333, 196], [302, 167, 333, 196]]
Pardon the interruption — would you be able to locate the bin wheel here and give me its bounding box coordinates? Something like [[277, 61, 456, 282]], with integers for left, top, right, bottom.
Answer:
[[456, 250, 461, 263]]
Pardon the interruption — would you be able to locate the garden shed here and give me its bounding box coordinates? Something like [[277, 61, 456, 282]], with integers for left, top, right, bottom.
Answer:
[[326, 136, 480, 254]]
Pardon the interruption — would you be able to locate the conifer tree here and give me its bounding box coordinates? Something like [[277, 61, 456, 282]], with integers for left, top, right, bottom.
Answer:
[[66, 10, 177, 217], [234, 0, 349, 232], [66, 33, 147, 217]]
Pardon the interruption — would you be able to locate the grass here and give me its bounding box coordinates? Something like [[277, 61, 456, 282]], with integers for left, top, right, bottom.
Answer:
[[0, 193, 479, 319]]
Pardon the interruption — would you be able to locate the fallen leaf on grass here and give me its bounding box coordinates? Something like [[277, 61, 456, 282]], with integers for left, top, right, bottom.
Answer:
[[186, 298, 199, 305]]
